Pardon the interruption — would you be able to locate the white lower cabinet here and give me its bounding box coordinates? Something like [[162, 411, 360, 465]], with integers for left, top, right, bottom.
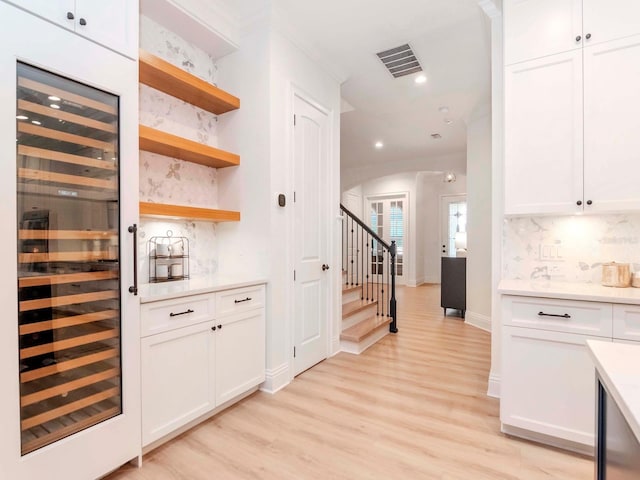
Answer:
[[215, 309, 266, 405], [141, 284, 266, 448], [141, 321, 216, 446], [501, 294, 616, 450], [501, 326, 606, 446]]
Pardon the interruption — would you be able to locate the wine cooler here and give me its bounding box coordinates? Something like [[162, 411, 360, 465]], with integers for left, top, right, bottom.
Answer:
[[0, 6, 139, 479], [16, 62, 124, 455]]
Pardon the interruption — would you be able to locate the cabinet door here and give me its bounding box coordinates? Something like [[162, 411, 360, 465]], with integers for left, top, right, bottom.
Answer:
[[504, 0, 582, 65], [501, 326, 607, 446], [3, 0, 75, 30], [215, 310, 265, 406], [583, 35, 640, 213], [141, 321, 216, 446], [583, 0, 640, 48], [75, 0, 138, 59], [504, 50, 583, 215]]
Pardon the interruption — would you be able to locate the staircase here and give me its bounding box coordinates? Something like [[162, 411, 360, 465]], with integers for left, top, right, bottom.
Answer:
[[340, 204, 397, 354]]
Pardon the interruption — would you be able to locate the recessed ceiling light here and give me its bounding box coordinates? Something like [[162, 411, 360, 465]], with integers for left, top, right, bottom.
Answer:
[[48, 96, 61, 101], [16, 115, 28, 120], [31, 120, 42, 125], [414, 74, 427, 84], [50, 104, 60, 109], [431, 133, 442, 139], [444, 118, 453, 125], [438, 106, 449, 114], [375, 141, 384, 149]]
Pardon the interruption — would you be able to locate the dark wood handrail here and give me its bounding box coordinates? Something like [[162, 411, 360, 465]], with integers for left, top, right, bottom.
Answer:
[[339, 204, 392, 250]]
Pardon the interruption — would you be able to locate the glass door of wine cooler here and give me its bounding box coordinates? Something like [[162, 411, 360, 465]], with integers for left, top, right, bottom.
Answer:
[[16, 62, 122, 455]]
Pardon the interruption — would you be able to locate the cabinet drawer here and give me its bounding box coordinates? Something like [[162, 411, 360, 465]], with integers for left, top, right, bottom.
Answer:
[[613, 304, 640, 341], [504, 295, 612, 337], [141, 294, 215, 337], [215, 285, 265, 317]]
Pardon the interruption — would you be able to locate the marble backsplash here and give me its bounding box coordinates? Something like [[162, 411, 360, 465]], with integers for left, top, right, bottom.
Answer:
[[503, 214, 640, 283], [138, 16, 221, 281]]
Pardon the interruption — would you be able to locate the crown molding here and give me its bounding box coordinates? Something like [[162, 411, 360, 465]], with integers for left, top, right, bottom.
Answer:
[[478, 0, 502, 19]]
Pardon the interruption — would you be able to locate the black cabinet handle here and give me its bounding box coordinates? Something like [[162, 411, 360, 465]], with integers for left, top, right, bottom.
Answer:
[[212, 326, 216, 331], [170, 309, 194, 317], [586, 200, 593, 205], [217, 324, 222, 330], [322, 264, 330, 271], [576, 35, 582, 42], [586, 33, 592, 40], [67, 11, 75, 20], [234, 297, 252, 304], [128, 224, 138, 295], [538, 311, 571, 319], [79, 18, 87, 26], [576, 200, 582, 206]]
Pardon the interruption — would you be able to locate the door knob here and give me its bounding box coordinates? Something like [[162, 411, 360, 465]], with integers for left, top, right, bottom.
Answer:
[[322, 264, 330, 271], [577, 200, 582, 206]]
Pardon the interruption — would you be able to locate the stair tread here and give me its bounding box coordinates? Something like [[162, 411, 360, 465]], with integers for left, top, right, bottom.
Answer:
[[342, 298, 377, 318], [340, 315, 391, 343], [342, 284, 361, 294]]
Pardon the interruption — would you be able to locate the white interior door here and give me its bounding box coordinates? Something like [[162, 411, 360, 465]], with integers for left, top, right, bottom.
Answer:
[[293, 94, 329, 376], [368, 195, 406, 285], [440, 195, 467, 258]]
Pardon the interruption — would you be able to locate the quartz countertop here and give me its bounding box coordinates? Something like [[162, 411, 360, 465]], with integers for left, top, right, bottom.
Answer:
[[498, 279, 640, 305], [587, 340, 640, 443], [138, 275, 267, 303]]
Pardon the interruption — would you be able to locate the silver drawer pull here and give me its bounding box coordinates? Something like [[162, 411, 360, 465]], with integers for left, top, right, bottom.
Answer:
[[538, 311, 571, 319], [170, 309, 194, 317], [234, 297, 252, 304]]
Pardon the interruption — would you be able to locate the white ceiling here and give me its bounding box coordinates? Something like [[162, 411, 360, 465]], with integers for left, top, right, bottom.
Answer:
[[225, 0, 492, 175]]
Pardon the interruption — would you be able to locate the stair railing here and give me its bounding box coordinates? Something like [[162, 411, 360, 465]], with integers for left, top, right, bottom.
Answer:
[[340, 203, 398, 333]]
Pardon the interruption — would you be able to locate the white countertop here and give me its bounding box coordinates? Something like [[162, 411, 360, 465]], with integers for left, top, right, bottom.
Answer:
[[138, 275, 268, 303], [498, 279, 640, 305], [587, 340, 640, 443]]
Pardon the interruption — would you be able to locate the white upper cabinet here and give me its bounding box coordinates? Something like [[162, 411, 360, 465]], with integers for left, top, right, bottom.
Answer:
[[504, 0, 582, 65], [583, 0, 640, 47], [504, 50, 583, 215], [3, 0, 137, 58], [75, 0, 137, 59], [505, 0, 640, 65], [583, 35, 640, 212]]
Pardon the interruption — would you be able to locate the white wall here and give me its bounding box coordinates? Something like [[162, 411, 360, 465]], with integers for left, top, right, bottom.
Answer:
[[218, 16, 341, 393], [465, 108, 492, 331], [421, 173, 467, 284], [267, 27, 341, 390]]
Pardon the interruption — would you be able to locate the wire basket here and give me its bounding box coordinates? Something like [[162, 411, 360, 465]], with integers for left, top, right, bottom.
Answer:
[[148, 230, 190, 283]]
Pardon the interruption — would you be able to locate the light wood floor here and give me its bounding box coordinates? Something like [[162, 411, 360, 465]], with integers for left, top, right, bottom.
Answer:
[[107, 285, 592, 479]]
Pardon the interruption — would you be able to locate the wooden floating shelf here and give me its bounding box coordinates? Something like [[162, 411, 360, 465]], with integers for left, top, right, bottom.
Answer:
[[139, 125, 239, 169], [140, 202, 240, 222], [139, 50, 240, 115]]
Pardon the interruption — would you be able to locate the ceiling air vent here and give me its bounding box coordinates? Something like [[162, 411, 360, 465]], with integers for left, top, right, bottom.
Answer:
[[376, 43, 423, 78]]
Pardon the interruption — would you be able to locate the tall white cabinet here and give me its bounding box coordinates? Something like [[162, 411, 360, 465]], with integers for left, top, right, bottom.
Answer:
[[0, 3, 140, 479], [504, 0, 640, 215]]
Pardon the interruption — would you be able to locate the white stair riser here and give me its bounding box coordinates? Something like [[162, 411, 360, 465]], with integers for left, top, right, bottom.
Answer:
[[342, 289, 362, 305], [342, 306, 378, 330], [341, 325, 390, 355]]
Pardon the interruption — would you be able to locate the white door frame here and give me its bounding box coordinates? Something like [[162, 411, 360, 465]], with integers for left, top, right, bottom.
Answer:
[[365, 191, 409, 286], [286, 85, 337, 383]]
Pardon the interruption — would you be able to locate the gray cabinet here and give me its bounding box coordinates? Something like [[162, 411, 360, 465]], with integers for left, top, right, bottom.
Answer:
[[440, 257, 466, 317]]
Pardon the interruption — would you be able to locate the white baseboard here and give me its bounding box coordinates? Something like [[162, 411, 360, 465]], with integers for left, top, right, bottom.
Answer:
[[406, 277, 425, 287], [465, 311, 491, 332], [260, 362, 289, 394], [487, 371, 500, 398]]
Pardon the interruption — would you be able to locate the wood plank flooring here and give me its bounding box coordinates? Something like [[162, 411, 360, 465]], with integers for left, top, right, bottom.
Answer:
[[106, 284, 592, 479]]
